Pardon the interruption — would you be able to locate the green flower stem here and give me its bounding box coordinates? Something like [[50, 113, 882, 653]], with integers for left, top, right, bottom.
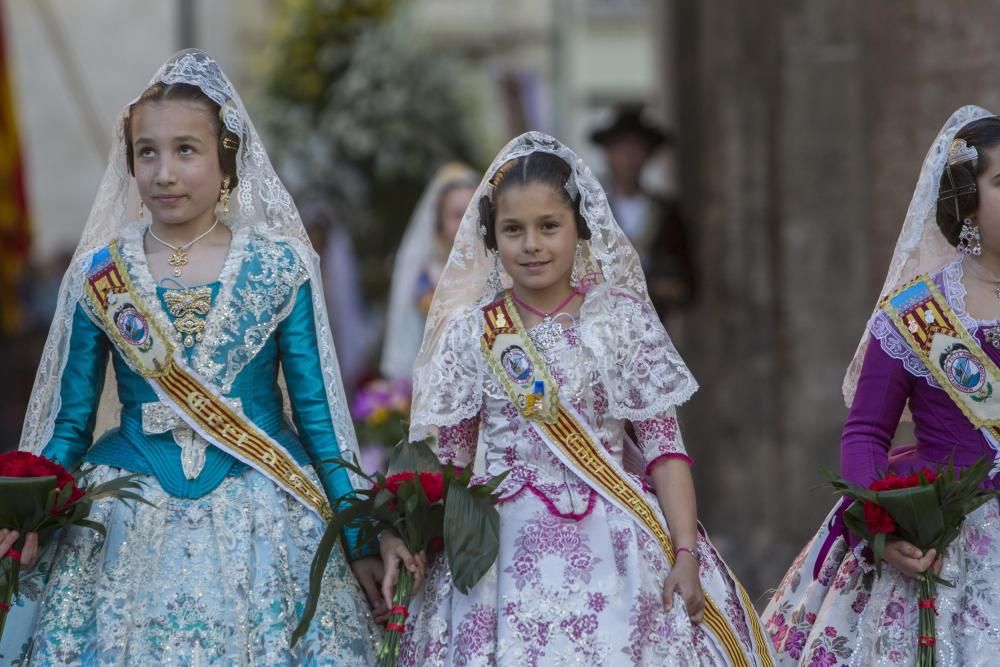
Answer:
[[0, 555, 20, 642], [376, 568, 414, 667], [916, 571, 936, 667]]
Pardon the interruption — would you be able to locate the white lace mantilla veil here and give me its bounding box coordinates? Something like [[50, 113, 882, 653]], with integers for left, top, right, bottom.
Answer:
[[380, 162, 479, 380], [18, 49, 366, 488], [842, 105, 995, 408], [409, 131, 698, 442]]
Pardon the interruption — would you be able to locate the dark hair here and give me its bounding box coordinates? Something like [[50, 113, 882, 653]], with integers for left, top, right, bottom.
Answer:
[[123, 82, 240, 191], [936, 116, 1000, 246], [479, 152, 591, 251]]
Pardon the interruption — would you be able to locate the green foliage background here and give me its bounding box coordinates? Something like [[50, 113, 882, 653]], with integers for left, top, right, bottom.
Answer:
[[260, 0, 481, 301]]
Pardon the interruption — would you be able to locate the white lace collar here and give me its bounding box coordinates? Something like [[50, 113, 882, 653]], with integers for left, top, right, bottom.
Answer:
[[117, 222, 252, 384]]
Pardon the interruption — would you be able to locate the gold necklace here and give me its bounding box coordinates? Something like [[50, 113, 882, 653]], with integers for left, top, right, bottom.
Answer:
[[147, 219, 220, 278]]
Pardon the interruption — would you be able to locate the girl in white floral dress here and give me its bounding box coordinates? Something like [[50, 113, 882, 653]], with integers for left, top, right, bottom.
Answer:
[[378, 132, 776, 666]]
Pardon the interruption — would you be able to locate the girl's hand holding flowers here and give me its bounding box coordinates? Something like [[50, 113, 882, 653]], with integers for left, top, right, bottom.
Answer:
[[0, 530, 38, 570]]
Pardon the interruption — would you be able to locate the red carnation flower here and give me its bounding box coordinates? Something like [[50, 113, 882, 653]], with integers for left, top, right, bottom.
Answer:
[[863, 501, 896, 534], [0, 452, 84, 511], [418, 472, 445, 503], [384, 471, 415, 495], [870, 469, 937, 493]]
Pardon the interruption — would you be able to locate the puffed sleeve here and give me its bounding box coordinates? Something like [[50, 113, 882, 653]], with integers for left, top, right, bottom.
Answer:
[[41, 302, 110, 468], [276, 280, 375, 559]]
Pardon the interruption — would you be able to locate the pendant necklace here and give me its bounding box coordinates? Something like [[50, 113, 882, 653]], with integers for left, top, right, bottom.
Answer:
[[511, 288, 580, 352], [147, 218, 220, 278]]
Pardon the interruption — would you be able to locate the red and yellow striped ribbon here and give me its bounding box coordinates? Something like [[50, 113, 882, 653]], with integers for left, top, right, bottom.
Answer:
[[482, 295, 772, 666], [83, 241, 332, 520]]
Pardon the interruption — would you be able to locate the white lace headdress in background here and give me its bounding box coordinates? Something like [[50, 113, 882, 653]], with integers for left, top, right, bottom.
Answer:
[[409, 131, 697, 440], [19, 49, 365, 487], [842, 105, 995, 406], [380, 162, 479, 381]]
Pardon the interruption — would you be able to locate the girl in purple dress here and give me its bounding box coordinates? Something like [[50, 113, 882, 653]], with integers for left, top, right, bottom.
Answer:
[[764, 106, 1000, 665]]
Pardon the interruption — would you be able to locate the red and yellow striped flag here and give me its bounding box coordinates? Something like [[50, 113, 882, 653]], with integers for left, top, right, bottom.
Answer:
[[0, 0, 30, 334]]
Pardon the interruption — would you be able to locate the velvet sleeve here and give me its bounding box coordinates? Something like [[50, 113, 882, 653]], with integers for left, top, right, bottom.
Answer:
[[840, 338, 914, 488]]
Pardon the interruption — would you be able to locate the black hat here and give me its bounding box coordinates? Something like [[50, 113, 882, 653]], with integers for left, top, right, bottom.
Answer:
[[590, 105, 672, 149]]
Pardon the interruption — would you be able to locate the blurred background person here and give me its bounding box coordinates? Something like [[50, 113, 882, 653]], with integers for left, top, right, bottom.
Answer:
[[591, 104, 696, 318], [301, 196, 378, 397], [380, 162, 478, 381]]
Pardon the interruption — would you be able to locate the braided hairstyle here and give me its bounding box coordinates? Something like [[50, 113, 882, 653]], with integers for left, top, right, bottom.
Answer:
[[479, 152, 591, 251]]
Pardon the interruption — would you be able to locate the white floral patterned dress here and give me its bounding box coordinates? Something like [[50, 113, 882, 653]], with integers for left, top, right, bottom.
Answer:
[[400, 286, 773, 667]]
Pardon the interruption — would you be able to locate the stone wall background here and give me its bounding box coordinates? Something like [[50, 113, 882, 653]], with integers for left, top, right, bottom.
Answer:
[[667, 0, 1000, 601]]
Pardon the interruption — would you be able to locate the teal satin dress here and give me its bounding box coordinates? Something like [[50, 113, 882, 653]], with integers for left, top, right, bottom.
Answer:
[[1, 227, 378, 666]]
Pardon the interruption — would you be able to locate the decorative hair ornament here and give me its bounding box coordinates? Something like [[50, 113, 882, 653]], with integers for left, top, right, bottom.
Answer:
[[222, 136, 239, 151], [939, 138, 979, 221], [948, 138, 979, 167]]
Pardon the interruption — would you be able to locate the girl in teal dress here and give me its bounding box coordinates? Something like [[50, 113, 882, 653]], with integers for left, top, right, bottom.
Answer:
[[0, 50, 381, 665]]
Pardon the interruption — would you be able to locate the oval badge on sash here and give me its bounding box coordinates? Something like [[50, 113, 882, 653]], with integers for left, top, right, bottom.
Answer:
[[115, 305, 151, 347], [501, 345, 533, 385], [941, 344, 987, 394]]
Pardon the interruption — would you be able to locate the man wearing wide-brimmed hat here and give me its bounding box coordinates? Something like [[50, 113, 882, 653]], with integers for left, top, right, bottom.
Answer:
[[592, 105, 696, 317]]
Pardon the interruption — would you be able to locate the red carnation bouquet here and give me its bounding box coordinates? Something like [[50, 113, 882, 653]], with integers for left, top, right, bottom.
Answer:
[[292, 437, 508, 666], [0, 451, 148, 640], [830, 457, 998, 667]]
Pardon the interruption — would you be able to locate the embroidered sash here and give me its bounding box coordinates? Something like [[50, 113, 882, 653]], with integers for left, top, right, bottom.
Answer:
[[884, 275, 1000, 474], [83, 241, 332, 521], [481, 294, 772, 667]]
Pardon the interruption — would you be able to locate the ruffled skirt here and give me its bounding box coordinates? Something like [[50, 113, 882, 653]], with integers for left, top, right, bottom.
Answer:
[[0, 466, 378, 666]]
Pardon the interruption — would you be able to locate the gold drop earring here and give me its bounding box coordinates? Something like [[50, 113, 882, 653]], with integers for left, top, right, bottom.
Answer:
[[219, 175, 231, 215], [139, 200, 144, 219]]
